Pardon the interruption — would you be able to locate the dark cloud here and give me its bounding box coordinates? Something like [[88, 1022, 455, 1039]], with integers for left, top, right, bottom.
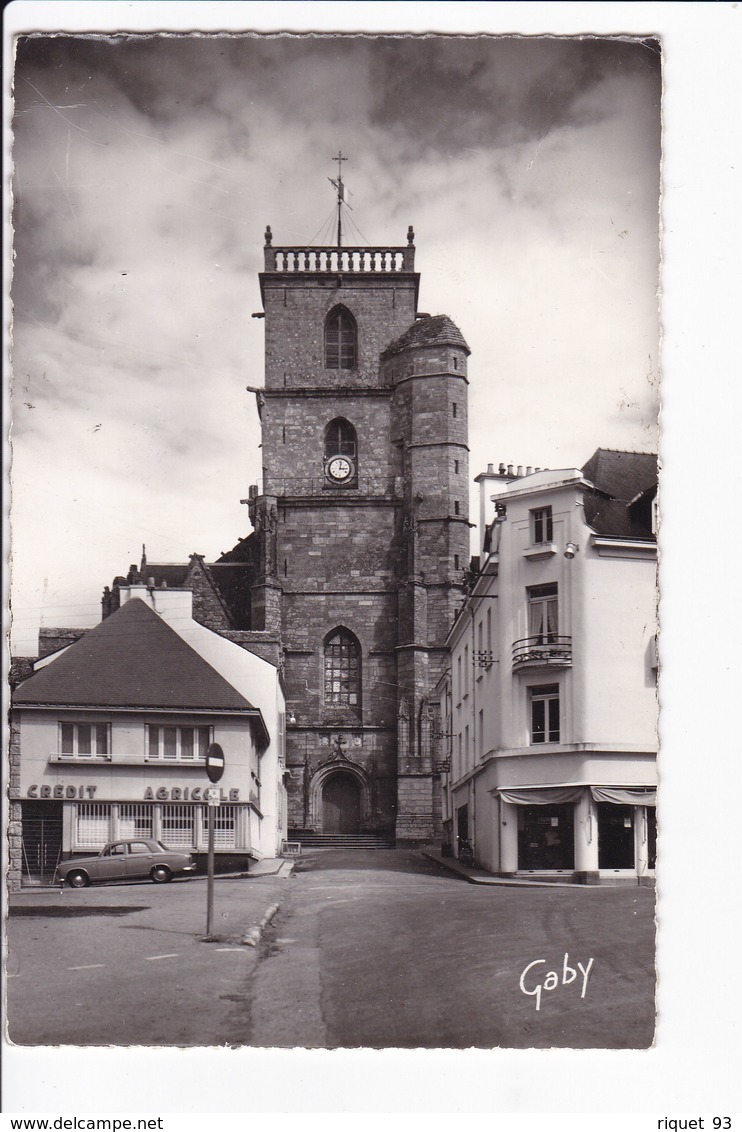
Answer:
[[368, 35, 661, 157], [14, 33, 660, 149], [14, 33, 370, 123]]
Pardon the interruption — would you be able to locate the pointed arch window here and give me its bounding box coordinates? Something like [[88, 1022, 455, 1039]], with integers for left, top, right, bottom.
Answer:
[[324, 628, 361, 710], [325, 305, 357, 369], [324, 418, 357, 459], [324, 418, 358, 485]]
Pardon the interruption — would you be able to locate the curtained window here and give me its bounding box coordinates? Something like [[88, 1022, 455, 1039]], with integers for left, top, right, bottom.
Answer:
[[60, 722, 110, 759], [528, 584, 558, 644]]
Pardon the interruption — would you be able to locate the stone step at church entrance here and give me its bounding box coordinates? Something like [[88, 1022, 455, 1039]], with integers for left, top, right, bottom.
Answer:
[[287, 832, 396, 850]]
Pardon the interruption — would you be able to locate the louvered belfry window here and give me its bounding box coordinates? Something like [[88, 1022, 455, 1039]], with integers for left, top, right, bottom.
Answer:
[[325, 306, 357, 369], [324, 418, 357, 459]]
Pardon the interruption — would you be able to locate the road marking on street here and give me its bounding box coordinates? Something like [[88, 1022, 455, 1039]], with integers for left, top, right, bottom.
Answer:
[[68, 964, 105, 970], [145, 953, 180, 961], [215, 948, 245, 952]]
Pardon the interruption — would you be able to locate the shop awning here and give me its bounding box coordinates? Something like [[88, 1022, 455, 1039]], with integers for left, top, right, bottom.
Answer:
[[590, 786, 657, 806], [498, 786, 584, 805], [498, 785, 657, 806]]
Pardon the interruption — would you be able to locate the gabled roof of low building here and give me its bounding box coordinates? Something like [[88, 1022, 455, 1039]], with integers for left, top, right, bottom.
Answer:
[[13, 598, 258, 713], [381, 314, 470, 359]]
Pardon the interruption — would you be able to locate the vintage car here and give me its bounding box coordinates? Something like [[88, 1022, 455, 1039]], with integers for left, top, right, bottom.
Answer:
[[55, 839, 197, 887]]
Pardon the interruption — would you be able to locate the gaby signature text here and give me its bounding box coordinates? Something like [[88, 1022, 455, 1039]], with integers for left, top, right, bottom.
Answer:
[[519, 952, 594, 1011]]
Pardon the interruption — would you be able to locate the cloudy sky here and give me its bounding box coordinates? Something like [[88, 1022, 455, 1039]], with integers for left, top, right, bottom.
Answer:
[[9, 31, 661, 652]]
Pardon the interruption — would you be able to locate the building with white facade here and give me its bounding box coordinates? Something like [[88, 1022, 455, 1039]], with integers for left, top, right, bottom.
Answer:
[[437, 449, 657, 884], [10, 584, 286, 889]]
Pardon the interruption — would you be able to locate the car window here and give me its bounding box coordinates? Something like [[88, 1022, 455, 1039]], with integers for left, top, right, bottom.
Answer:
[[129, 842, 151, 855], [110, 844, 127, 855], [155, 841, 169, 852]]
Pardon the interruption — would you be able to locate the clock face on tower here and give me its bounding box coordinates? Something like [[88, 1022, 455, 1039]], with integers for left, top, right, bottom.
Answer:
[[326, 456, 354, 483]]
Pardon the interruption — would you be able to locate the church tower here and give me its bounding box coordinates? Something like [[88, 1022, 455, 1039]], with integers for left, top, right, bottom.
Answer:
[[246, 181, 470, 842]]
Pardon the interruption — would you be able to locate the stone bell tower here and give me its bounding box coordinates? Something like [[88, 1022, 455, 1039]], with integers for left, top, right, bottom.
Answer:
[[244, 176, 470, 842]]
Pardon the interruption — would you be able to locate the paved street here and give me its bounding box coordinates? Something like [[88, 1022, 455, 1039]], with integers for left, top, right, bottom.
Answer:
[[6, 870, 289, 1046], [7, 849, 655, 1049]]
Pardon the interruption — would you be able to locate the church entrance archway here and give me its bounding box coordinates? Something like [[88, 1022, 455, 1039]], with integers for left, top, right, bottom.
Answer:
[[322, 772, 361, 834]]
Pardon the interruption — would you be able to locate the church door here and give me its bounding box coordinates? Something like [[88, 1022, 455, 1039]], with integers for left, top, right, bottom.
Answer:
[[322, 773, 361, 834]]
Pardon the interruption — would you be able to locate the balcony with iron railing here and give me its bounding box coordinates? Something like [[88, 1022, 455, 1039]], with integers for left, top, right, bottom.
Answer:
[[512, 635, 573, 670]]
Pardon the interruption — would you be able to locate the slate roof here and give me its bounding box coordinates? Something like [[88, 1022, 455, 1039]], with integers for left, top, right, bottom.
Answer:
[[13, 598, 259, 713], [134, 563, 190, 588], [381, 314, 470, 359], [581, 449, 658, 539], [582, 449, 657, 503]]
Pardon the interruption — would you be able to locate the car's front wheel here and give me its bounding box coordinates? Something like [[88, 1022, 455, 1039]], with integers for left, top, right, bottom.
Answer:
[[67, 870, 90, 889], [150, 865, 172, 884]]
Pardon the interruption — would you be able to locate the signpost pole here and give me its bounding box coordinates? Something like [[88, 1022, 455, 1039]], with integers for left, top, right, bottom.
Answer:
[[206, 799, 215, 937], [204, 744, 225, 941]]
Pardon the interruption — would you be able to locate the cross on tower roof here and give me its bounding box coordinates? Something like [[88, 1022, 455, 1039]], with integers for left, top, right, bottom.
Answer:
[[329, 150, 349, 246]]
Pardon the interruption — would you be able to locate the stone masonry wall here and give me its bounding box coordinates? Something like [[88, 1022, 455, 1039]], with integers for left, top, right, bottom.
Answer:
[[186, 559, 232, 631], [262, 392, 398, 490], [8, 718, 22, 891], [262, 273, 418, 391], [38, 628, 87, 658], [395, 775, 436, 842]]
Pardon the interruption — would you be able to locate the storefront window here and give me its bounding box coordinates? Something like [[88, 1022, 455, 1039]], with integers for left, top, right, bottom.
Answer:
[[518, 804, 574, 870], [201, 805, 236, 848], [597, 802, 635, 870], [76, 803, 112, 846], [161, 804, 196, 847], [119, 804, 153, 840], [647, 807, 657, 870]]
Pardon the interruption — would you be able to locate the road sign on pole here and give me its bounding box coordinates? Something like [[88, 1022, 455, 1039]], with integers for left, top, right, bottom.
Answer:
[[205, 743, 225, 784], [204, 745, 226, 938]]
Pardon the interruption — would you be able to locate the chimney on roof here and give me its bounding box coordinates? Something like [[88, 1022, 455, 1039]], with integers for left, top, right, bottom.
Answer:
[[499, 463, 506, 475], [507, 465, 514, 476]]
